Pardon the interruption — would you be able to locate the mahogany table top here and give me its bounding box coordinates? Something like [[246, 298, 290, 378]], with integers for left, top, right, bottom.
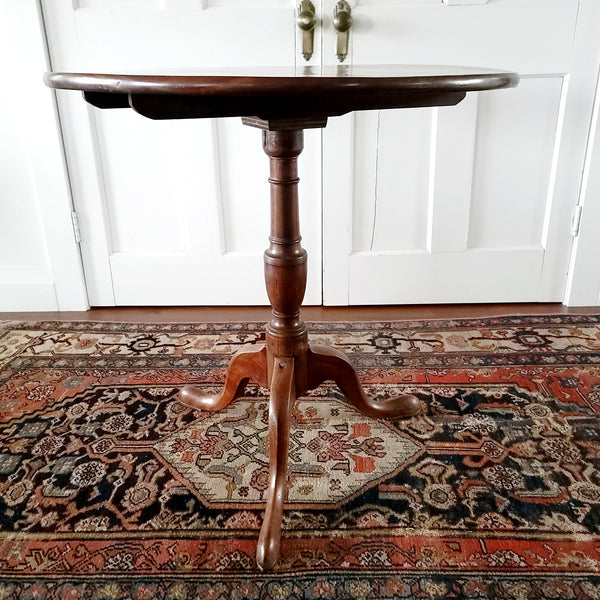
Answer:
[[45, 65, 518, 123]]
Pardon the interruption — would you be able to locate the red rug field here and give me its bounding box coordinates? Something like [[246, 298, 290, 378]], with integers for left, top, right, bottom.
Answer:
[[0, 315, 599, 599]]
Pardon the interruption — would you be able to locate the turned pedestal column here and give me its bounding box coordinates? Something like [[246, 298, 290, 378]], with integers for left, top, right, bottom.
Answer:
[[179, 120, 421, 570]]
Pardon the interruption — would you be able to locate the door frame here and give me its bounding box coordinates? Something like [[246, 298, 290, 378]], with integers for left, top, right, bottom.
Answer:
[[564, 57, 600, 307], [1, 0, 88, 312]]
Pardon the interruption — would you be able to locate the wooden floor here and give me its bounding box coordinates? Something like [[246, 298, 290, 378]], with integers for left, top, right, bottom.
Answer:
[[1, 303, 598, 323]]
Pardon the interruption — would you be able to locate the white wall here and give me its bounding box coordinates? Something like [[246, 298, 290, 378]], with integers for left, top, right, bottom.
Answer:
[[0, 0, 87, 311]]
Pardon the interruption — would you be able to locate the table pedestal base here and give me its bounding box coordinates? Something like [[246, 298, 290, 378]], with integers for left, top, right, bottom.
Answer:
[[179, 121, 421, 570]]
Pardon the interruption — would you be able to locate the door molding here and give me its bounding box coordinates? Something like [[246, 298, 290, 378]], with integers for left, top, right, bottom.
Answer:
[[564, 58, 600, 307]]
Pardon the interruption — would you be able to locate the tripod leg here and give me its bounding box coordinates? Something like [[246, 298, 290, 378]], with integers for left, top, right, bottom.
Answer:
[[256, 357, 295, 571], [307, 345, 421, 419], [179, 345, 267, 412]]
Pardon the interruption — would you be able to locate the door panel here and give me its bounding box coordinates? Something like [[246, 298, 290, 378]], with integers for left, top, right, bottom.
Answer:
[[323, 0, 600, 304], [468, 78, 563, 250], [42, 0, 323, 306], [351, 108, 432, 253]]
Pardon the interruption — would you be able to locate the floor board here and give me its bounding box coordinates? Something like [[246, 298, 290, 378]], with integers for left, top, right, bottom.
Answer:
[[1, 303, 598, 323]]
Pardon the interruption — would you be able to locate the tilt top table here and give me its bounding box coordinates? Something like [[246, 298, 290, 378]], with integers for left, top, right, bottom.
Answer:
[[45, 65, 519, 570]]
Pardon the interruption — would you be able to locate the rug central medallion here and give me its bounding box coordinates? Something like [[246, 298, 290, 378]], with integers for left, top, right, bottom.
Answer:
[[154, 397, 420, 506]]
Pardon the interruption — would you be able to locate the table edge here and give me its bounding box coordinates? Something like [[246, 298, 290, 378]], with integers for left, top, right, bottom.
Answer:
[[44, 70, 519, 97]]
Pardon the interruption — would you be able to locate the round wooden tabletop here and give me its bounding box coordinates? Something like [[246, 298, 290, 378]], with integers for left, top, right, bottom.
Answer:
[[44, 65, 519, 123]]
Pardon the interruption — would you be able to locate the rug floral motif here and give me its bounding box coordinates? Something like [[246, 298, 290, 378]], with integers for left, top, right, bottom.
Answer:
[[0, 315, 600, 599]]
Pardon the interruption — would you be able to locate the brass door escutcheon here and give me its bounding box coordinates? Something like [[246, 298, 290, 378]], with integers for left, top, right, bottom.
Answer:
[[333, 0, 352, 62], [297, 1, 316, 61]]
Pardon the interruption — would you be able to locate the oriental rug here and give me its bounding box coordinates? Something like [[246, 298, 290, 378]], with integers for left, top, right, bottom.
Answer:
[[0, 315, 600, 599]]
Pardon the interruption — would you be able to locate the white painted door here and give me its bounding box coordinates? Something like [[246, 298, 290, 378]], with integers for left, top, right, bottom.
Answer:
[[322, 0, 600, 304], [42, 0, 323, 306]]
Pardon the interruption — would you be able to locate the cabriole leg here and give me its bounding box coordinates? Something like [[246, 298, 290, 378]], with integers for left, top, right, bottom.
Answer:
[[256, 357, 296, 571]]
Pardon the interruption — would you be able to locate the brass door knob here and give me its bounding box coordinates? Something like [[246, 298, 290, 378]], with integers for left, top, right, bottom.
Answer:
[[333, 1, 352, 62], [297, 1, 316, 61]]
